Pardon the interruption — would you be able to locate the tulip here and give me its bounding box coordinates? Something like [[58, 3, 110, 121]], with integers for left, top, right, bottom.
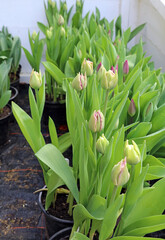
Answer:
[[128, 99, 136, 117], [46, 29, 52, 40], [60, 27, 65, 37], [58, 15, 64, 26], [89, 110, 105, 133], [123, 60, 129, 75], [32, 31, 37, 41], [97, 63, 106, 82], [124, 140, 141, 165], [111, 158, 130, 186], [101, 69, 118, 90], [96, 134, 109, 154], [52, 1, 55, 8], [81, 58, 93, 77], [30, 69, 42, 90], [63, 3, 67, 11], [71, 72, 87, 91]]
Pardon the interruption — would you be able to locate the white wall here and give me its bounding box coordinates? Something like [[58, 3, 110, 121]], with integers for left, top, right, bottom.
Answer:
[[0, 0, 164, 82]]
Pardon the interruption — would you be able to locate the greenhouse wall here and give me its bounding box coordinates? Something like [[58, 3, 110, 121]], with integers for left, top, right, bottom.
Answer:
[[0, 0, 164, 83]]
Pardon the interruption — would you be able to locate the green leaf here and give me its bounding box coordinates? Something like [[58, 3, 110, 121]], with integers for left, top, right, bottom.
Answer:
[[35, 144, 79, 203], [48, 117, 59, 149], [0, 90, 11, 109], [145, 166, 165, 180], [150, 104, 165, 133], [37, 22, 48, 35], [127, 122, 152, 139], [42, 61, 65, 85], [113, 236, 165, 240], [71, 232, 89, 240], [22, 47, 35, 70], [129, 23, 146, 42], [100, 195, 124, 240]]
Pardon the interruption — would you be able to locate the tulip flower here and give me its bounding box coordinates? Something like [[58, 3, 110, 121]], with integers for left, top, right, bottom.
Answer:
[[128, 99, 136, 117], [101, 69, 118, 90], [29, 69, 42, 90], [46, 29, 53, 40], [89, 110, 105, 133], [71, 72, 87, 91], [81, 59, 93, 77], [124, 140, 141, 165], [97, 63, 106, 82], [32, 31, 37, 41], [60, 27, 65, 37], [58, 15, 64, 26], [123, 60, 129, 75], [96, 134, 109, 154], [111, 158, 130, 186]]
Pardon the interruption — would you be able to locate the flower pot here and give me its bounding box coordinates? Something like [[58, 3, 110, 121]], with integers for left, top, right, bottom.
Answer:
[[9, 86, 19, 105], [43, 100, 66, 126], [38, 188, 73, 239], [49, 227, 72, 240], [0, 105, 12, 145], [10, 76, 20, 91]]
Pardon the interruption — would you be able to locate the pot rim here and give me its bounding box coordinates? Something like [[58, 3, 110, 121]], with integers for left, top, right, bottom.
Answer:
[[10, 86, 19, 101], [49, 227, 72, 240], [38, 186, 73, 224]]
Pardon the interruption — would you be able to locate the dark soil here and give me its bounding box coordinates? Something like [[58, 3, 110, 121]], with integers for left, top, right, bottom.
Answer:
[[0, 105, 11, 119], [0, 83, 70, 240]]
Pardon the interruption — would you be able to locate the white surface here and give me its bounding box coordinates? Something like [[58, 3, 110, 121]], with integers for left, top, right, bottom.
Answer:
[[0, 0, 164, 82]]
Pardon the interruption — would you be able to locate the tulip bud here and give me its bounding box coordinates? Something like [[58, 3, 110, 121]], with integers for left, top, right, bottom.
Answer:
[[60, 27, 65, 37], [58, 15, 64, 26], [32, 31, 37, 41], [128, 99, 136, 117], [81, 58, 93, 77], [63, 3, 67, 11], [101, 69, 118, 90], [89, 110, 105, 133], [71, 72, 87, 91], [124, 140, 141, 165], [46, 29, 52, 39], [52, 1, 55, 8], [123, 60, 129, 75], [76, 0, 81, 8], [48, 0, 52, 5], [97, 63, 106, 82], [96, 134, 109, 154], [30, 69, 42, 90], [111, 158, 130, 186], [108, 29, 111, 38]]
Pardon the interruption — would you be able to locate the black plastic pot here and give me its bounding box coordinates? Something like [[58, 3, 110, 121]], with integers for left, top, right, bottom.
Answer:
[[43, 100, 66, 126], [9, 86, 19, 105], [49, 227, 72, 240], [10, 77, 20, 91], [38, 188, 73, 240], [0, 105, 12, 145]]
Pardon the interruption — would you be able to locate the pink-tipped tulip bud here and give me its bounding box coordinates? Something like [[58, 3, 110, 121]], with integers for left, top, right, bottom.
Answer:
[[108, 29, 111, 38], [128, 99, 136, 117], [111, 65, 118, 74], [124, 140, 141, 165], [111, 158, 130, 186], [81, 58, 93, 77], [101, 69, 118, 90], [58, 15, 64, 25], [96, 134, 109, 154], [30, 69, 42, 90], [32, 31, 37, 41], [97, 63, 106, 82], [71, 72, 87, 91], [123, 60, 129, 75], [89, 110, 105, 133]]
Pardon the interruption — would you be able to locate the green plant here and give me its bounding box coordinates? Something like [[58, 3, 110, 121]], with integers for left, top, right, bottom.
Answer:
[[22, 30, 45, 72], [0, 59, 12, 114]]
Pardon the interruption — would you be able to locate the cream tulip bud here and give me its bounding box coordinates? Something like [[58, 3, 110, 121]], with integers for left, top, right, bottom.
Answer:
[[111, 158, 130, 186], [81, 58, 93, 77], [30, 69, 42, 90], [60, 27, 65, 37], [96, 134, 109, 154], [46, 29, 52, 39], [89, 110, 105, 133], [124, 140, 141, 165], [71, 72, 87, 91], [101, 69, 118, 90], [32, 31, 37, 41], [58, 15, 64, 26]]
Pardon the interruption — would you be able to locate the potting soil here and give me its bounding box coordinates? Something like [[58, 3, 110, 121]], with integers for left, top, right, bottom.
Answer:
[[0, 84, 69, 240]]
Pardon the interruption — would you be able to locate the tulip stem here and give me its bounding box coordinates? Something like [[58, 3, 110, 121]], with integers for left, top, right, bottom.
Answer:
[[103, 90, 109, 117], [127, 165, 135, 190], [108, 185, 118, 207], [93, 132, 97, 158]]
